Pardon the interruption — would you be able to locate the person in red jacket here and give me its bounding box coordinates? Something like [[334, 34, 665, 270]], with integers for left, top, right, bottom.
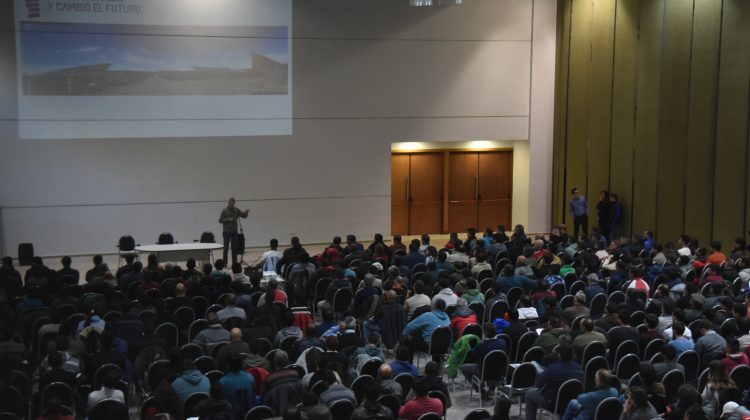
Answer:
[[450, 298, 478, 338]]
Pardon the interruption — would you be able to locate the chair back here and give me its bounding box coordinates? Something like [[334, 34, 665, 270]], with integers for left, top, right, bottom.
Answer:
[[589, 293, 607, 318], [642, 338, 663, 360], [616, 354, 640, 380], [593, 397, 623, 420], [206, 370, 225, 383], [329, 399, 355, 420], [463, 323, 483, 339], [118, 235, 136, 251], [188, 319, 209, 343], [584, 356, 609, 392], [614, 340, 639, 366], [180, 343, 203, 360], [466, 301, 483, 320], [697, 368, 709, 392], [662, 369, 685, 402], [332, 287, 353, 312], [582, 341, 607, 365], [158, 232, 175, 245], [244, 405, 274, 420], [94, 363, 123, 388], [41, 382, 75, 414], [480, 350, 508, 382], [629, 311, 646, 328], [428, 326, 452, 356], [607, 291, 625, 305], [510, 362, 537, 389], [488, 300, 509, 321], [553, 379, 583, 414], [522, 346, 545, 364], [183, 392, 210, 418], [507, 287, 524, 309], [417, 413, 443, 420], [463, 409, 492, 420], [360, 358, 383, 377], [155, 322, 179, 348], [0, 386, 25, 417], [394, 373, 415, 401], [173, 306, 196, 332], [677, 350, 700, 383], [730, 365, 750, 392], [378, 394, 402, 419], [515, 331, 538, 362], [427, 390, 448, 417], [351, 374, 374, 405], [147, 359, 173, 392], [200, 231, 215, 243], [560, 295, 574, 310], [570, 280, 587, 296], [90, 400, 129, 420], [195, 355, 217, 373]]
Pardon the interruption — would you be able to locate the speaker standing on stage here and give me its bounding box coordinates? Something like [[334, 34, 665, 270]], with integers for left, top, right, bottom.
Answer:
[[219, 197, 249, 266]]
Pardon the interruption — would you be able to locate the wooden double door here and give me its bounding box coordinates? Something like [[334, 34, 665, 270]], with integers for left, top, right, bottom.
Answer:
[[391, 150, 512, 235]]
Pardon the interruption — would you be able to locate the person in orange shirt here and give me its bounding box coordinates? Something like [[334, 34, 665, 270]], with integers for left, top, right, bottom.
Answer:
[[707, 241, 727, 266]]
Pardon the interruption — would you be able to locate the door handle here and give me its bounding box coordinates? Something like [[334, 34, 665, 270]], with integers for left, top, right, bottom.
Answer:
[[475, 175, 479, 201]]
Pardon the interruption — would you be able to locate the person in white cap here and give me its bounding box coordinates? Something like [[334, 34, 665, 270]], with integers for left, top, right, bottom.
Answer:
[[720, 401, 750, 420]]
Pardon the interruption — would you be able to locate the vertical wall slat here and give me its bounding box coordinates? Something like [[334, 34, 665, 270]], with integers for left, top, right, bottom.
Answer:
[[586, 0, 616, 215], [655, 0, 693, 244], [553, 0, 573, 230], [713, 0, 750, 248], [631, 0, 664, 236], [609, 0, 639, 239], [564, 0, 594, 230], [684, 0, 721, 246]]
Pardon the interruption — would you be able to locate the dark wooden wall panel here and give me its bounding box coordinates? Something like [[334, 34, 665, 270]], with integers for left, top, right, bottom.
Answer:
[[713, 0, 750, 247], [630, 0, 663, 235], [655, 0, 692, 244], [553, 0, 750, 247], [684, 0, 721, 245], [564, 0, 593, 228], [552, 0, 572, 230], [608, 0, 639, 238], [585, 0, 616, 208]]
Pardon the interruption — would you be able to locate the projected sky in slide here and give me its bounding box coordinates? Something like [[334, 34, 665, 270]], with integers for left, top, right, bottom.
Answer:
[[14, 0, 292, 139]]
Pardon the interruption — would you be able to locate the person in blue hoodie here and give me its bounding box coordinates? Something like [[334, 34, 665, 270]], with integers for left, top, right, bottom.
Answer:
[[401, 298, 450, 362], [171, 359, 211, 402], [390, 345, 418, 377], [561, 368, 618, 420]]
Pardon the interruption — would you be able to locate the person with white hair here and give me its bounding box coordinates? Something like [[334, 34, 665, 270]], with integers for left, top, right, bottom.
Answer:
[[563, 291, 590, 323]]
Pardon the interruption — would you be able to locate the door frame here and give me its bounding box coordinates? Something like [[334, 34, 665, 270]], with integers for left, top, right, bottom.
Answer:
[[392, 147, 513, 234]]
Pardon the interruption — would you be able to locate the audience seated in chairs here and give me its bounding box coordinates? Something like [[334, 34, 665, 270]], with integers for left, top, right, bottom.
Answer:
[[399, 377, 443, 420], [524, 345, 583, 420], [353, 382, 394, 420], [7, 229, 750, 420], [87, 371, 125, 411], [560, 368, 618, 420], [401, 299, 450, 363]]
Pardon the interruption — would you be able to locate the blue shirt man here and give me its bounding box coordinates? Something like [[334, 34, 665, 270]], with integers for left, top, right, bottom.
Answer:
[[570, 187, 588, 239]]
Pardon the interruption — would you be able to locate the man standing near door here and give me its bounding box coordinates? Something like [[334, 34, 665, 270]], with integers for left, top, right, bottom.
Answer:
[[570, 187, 588, 239], [219, 197, 249, 266]]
